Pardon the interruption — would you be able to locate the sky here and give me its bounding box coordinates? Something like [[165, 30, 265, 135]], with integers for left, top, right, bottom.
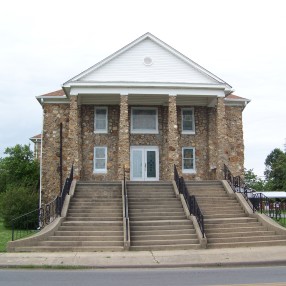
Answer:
[[0, 0, 285, 177]]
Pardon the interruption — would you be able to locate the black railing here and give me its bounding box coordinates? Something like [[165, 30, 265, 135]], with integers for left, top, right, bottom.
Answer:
[[174, 165, 205, 237], [11, 208, 41, 241], [11, 165, 74, 241], [123, 167, 129, 243], [224, 164, 255, 212], [57, 165, 74, 215], [223, 164, 286, 227], [252, 192, 286, 227]]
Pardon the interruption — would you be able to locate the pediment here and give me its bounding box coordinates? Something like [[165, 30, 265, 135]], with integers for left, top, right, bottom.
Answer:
[[65, 33, 229, 87]]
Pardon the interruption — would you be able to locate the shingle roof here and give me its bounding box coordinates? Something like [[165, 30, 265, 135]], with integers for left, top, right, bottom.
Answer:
[[41, 89, 65, 97], [225, 94, 249, 101], [30, 134, 42, 142]]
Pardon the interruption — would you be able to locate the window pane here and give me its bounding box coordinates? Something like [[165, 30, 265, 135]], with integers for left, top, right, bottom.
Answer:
[[96, 119, 106, 130], [183, 159, 194, 169], [95, 148, 106, 158], [95, 108, 107, 131], [183, 120, 193, 130], [132, 109, 156, 130], [95, 159, 106, 169], [182, 110, 193, 131], [183, 148, 193, 159], [183, 148, 194, 171]]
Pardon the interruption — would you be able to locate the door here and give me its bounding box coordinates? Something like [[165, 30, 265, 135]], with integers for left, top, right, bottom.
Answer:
[[130, 146, 159, 181]]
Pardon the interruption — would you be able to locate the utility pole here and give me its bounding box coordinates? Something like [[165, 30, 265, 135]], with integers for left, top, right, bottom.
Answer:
[[284, 138, 286, 152]]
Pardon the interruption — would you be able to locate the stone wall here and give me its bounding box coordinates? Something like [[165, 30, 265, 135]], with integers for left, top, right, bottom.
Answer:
[[225, 106, 244, 176], [41, 103, 70, 204], [41, 100, 245, 197], [81, 105, 119, 181], [177, 106, 209, 180]]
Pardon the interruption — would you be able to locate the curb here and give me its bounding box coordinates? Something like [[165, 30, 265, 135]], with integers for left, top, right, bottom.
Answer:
[[1, 260, 286, 269]]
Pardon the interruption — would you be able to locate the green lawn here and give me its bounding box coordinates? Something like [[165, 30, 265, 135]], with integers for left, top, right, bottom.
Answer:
[[0, 218, 11, 252]]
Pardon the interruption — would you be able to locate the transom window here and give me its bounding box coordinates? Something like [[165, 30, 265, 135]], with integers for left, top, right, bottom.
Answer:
[[181, 108, 195, 134], [182, 147, 196, 173], [131, 107, 158, 134], [94, 107, 108, 133], [94, 147, 107, 173]]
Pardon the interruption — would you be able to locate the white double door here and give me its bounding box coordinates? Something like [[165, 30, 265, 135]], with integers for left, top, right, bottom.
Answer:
[[130, 146, 159, 181]]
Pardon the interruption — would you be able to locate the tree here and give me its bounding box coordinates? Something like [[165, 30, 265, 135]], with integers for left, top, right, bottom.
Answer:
[[0, 144, 39, 193], [0, 144, 40, 227], [264, 148, 286, 191], [244, 168, 265, 191]]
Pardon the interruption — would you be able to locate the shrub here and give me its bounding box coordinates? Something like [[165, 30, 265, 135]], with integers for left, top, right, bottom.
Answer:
[[0, 186, 39, 228]]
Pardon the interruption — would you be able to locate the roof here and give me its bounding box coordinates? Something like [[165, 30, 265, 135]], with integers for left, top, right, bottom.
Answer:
[[255, 192, 286, 199], [41, 89, 65, 97], [29, 134, 42, 142], [225, 94, 250, 102], [63, 32, 232, 94]]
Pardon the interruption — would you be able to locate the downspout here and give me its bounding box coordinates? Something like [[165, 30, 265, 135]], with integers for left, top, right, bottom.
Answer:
[[39, 98, 44, 209]]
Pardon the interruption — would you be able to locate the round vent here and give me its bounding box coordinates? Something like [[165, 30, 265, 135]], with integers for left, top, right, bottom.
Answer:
[[143, 57, 153, 66]]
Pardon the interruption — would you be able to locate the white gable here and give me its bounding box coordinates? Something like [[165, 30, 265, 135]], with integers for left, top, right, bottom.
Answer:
[[75, 37, 222, 85]]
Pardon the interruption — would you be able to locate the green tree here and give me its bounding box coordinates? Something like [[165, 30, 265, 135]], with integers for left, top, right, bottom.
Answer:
[[0, 144, 40, 227], [244, 168, 265, 191], [264, 148, 286, 191], [0, 144, 39, 193]]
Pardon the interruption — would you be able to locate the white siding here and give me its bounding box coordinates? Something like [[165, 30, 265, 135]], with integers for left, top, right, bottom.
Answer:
[[80, 39, 219, 84]]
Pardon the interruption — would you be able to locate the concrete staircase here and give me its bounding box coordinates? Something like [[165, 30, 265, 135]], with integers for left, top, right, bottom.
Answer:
[[15, 182, 124, 252], [127, 182, 200, 251], [186, 181, 286, 248]]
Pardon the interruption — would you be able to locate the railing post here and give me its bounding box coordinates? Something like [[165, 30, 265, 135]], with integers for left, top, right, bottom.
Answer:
[[12, 221, 15, 241]]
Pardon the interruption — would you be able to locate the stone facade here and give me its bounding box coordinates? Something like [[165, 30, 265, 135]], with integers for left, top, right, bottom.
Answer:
[[41, 103, 70, 204], [40, 98, 245, 203]]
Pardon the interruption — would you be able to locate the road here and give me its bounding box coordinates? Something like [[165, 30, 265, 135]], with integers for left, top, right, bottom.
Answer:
[[1, 266, 286, 286]]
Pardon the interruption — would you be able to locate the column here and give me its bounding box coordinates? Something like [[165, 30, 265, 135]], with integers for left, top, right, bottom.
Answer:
[[67, 96, 82, 180], [118, 94, 130, 180], [216, 97, 228, 179], [167, 95, 179, 180]]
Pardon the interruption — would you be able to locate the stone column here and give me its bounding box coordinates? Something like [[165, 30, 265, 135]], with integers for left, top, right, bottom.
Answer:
[[207, 107, 217, 180], [118, 95, 130, 180], [68, 96, 82, 180], [216, 97, 228, 179], [167, 95, 179, 180]]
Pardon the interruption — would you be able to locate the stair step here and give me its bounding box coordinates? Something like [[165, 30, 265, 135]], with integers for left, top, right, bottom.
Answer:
[[207, 240, 286, 249], [130, 244, 200, 251], [54, 230, 123, 236], [131, 234, 198, 241], [14, 246, 124, 252], [208, 235, 286, 244], [38, 240, 123, 247], [47, 236, 124, 242]]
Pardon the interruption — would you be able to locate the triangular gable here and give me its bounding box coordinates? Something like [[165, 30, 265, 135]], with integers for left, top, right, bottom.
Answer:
[[64, 33, 231, 87]]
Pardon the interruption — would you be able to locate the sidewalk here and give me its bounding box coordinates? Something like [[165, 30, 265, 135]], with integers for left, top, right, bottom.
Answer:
[[1, 246, 286, 268]]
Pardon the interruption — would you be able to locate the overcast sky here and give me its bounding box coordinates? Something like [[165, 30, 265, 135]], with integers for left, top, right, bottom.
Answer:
[[0, 0, 285, 177]]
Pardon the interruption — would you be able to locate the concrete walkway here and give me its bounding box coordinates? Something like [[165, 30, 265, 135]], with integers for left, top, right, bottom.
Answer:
[[1, 246, 286, 268]]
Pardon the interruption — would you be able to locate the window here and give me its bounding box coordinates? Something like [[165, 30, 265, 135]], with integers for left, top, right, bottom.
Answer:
[[94, 107, 108, 133], [131, 107, 158, 134], [182, 147, 196, 173], [94, 147, 107, 173], [181, 108, 195, 134]]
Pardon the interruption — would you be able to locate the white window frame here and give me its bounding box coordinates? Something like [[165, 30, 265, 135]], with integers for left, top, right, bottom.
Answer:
[[182, 147, 196, 174], [94, 106, 108, 134], [181, 107, 195, 134], [94, 146, 107, 173], [131, 107, 158, 134]]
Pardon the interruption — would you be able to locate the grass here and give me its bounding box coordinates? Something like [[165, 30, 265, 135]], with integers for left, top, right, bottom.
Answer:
[[0, 218, 11, 252]]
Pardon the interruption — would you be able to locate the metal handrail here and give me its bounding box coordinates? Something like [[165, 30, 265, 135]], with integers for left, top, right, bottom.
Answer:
[[57, 165, 74, 215], [11, 164, 74, 241], [123, 166, 130, 245], [223, 164, 256, 212], [174, 165, 205, 237]]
